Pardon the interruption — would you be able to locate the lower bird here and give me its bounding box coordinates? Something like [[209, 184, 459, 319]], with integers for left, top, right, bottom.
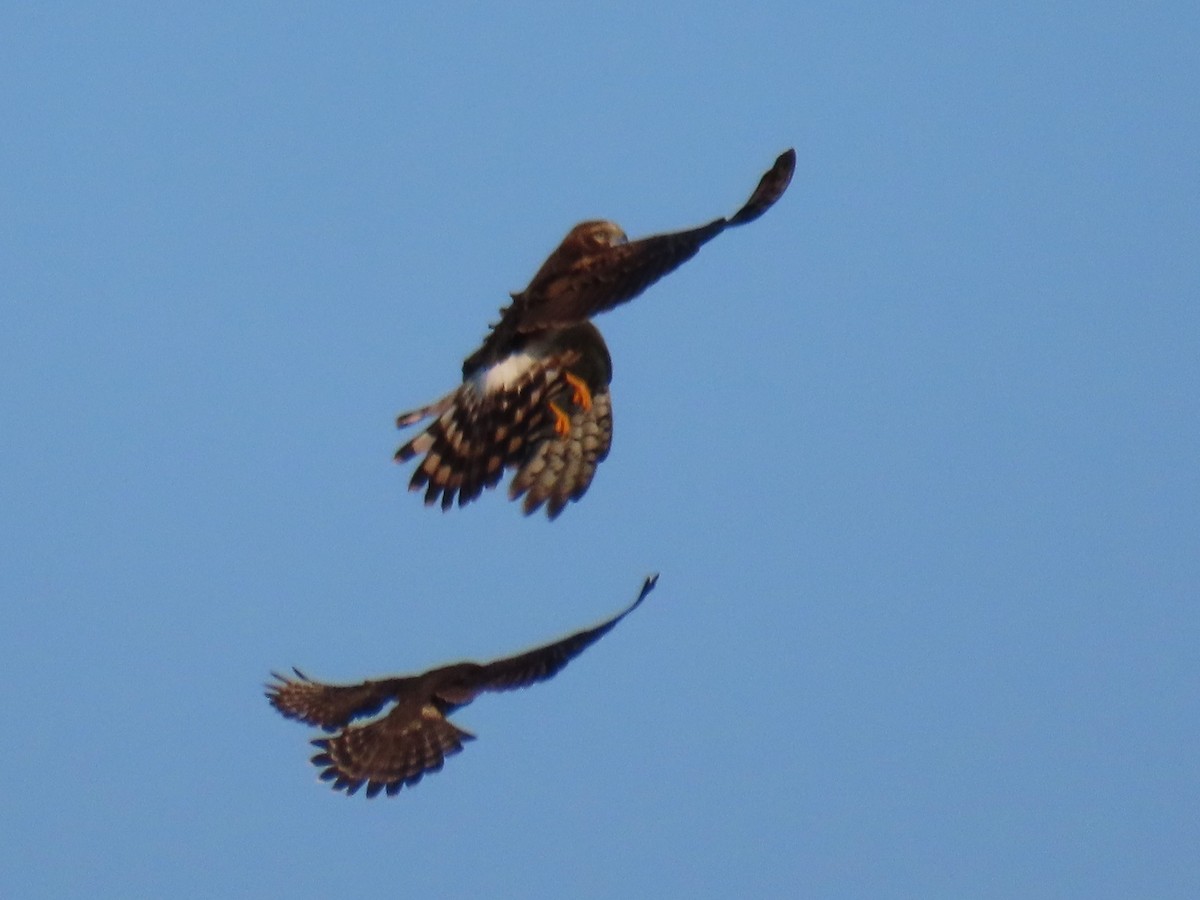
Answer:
[[267, 575, 659, 797]]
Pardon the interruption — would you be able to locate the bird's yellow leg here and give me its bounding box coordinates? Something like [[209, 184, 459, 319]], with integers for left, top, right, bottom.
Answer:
[[549, 402, 572, 437], [563, 371, 593, 412]]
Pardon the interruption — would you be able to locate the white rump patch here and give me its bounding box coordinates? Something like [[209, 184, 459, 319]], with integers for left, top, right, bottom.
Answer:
[[475, 350, 541, 395]]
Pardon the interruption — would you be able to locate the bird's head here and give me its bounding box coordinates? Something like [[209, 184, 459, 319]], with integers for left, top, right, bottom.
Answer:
[[567, 220, 628, 250], [515, 219, 630, 300]]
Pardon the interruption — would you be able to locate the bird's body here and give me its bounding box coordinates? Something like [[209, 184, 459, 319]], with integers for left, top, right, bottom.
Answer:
[[395, 149, 796, 517], [267, 575, 659, 798]]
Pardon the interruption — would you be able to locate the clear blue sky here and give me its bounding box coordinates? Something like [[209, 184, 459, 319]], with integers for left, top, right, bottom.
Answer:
[[2, 4, 1197, 898]]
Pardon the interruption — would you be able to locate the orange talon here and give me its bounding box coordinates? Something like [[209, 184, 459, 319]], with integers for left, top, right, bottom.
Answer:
[[564, 371, 593, 411], [549, 402, 572, 437]]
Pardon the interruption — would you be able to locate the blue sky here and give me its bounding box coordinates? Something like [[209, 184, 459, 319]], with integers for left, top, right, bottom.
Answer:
[[2, 3, 1197, 897]]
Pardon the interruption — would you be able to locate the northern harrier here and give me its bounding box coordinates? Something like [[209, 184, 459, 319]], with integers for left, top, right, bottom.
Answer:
[[267, 575, 658, 797], [395, 149, 796, 518]]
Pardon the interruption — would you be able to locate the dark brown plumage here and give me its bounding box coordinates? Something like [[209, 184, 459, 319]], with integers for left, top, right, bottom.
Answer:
[[395, 149, 796, 518], [266, 575, 659, 798]]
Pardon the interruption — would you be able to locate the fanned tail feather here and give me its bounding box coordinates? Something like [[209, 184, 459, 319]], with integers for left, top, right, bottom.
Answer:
[[396, 391, 457, 430], [394, 353, 584, 515], [510, 384, 613, 519]]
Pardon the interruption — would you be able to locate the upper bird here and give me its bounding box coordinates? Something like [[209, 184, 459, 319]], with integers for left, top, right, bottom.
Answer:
[[395, 148, 796, 518]]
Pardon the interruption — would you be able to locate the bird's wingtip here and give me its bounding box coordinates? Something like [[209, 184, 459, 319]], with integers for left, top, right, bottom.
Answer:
[[727, 148, 796, 226], [634, 573, 660, 608]]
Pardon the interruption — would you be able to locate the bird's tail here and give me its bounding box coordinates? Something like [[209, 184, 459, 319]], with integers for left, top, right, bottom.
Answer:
[[508, 384, 613, 519], [396, 390, 458, 429], [394, 377, 564, 512]]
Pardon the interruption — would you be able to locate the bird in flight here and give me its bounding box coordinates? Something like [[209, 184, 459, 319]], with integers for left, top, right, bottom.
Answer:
[[267, 575, 659, 797], [395, 148, 796, 518]]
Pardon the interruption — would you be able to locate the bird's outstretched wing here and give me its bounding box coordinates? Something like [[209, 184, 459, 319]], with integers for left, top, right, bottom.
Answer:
[[267, 575, 659, 797], [266, 669, 408, 731], [469, 574, 659, 695], [507, 149, 796, 332]]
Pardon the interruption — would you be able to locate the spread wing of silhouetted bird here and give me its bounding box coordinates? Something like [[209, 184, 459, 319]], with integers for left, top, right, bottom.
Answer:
[[267, 575, 659, 797]]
